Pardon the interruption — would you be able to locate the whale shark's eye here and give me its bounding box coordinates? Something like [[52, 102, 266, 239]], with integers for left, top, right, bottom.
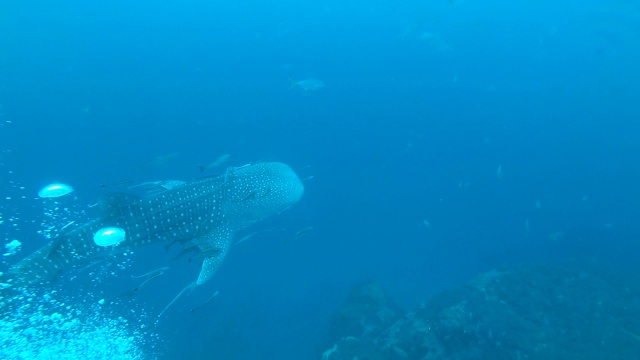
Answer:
[[38, 183, 74, 198], [93, 227, 126, 247]]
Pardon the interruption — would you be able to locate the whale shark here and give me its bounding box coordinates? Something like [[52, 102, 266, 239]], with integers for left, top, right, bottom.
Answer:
[[6, 162, 304, 288]]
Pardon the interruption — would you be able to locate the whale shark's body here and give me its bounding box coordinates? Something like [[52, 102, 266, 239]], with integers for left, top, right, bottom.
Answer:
[[7, 162, 304, 288]]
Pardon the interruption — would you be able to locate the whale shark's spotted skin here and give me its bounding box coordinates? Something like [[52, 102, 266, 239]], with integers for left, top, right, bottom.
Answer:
[[9, 162, 304, 287]]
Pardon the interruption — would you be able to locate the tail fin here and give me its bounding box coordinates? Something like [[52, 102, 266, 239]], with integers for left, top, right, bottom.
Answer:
[[7, 241, 61, 287], [8, 219, 107, 288]]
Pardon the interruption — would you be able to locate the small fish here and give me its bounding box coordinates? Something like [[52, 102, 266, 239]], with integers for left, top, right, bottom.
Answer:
[[172, 246, 200, 262], [164, 238, 184, 253], [623, 329, 640, 342], [129, 180, 185, 196], [190, 290, 220, 313], [112, 179, 136, 187], [286, 226, 314, 243], [236, 233, 257, 245], [77, 254, 116, 272], [135, 271, 164, 290], [118, 269, 168, 298], [131, 266, 170, 279], [199, 154, 231, 173], [235, 228, 287, 245], [78, 260, 104, 273], [59, 221, 76, 232], [232, 188, 271, 203], [548, 232, 565, 241], [138, 152, 180, 169], [115, 288, 138, 299], [288, 78, 325, 92], [159, 282, 196, 318], [100, 179, 136, 188], [188, 247, 223, 263]]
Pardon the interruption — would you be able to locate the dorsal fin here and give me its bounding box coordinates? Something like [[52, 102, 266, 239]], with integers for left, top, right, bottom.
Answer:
[[99, 192, 141, 219]]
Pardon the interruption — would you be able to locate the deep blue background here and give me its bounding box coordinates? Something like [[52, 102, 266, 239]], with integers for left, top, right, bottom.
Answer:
[[1, 0, 640, 358]]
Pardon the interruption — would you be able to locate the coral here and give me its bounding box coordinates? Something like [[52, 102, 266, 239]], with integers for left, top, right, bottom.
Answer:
[[328, 281, 403, 342], [322, 261, 640, 359]]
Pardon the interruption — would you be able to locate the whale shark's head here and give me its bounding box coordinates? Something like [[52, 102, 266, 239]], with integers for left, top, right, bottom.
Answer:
[[223, 162, 304, 226]]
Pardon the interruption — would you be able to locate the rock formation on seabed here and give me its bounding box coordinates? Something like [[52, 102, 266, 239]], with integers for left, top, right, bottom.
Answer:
[[323, 262, 640, 359]]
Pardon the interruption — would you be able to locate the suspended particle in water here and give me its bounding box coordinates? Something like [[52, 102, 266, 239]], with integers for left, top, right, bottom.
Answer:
[[93, 227, 126, 247], [38, 183, 74, 198]]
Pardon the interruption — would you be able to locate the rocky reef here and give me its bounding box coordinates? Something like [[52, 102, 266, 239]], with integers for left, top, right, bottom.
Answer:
[[323, 262, 640, 359]]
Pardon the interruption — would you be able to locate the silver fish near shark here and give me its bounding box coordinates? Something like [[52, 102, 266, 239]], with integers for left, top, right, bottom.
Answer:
[[199, 154, 231, 173], [6, 162, 304, 288]]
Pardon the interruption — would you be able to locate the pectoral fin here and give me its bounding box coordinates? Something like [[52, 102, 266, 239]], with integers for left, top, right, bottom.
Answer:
[[158, 228, 231, 317], [193, 227, 233, 285]]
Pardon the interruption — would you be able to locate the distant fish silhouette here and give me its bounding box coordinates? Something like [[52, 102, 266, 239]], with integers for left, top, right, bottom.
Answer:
[[285, 226, 314, 244], [198, 154, 231, 173], [138, 152, 180, 169], [288, 78, 325, 92]]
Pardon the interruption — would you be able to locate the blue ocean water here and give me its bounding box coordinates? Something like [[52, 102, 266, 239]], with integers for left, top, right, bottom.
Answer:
[[1, 0, 639, 359]]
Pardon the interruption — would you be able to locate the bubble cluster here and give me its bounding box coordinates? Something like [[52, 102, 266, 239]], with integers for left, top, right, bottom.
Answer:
[[38, 197, 88, 240], [0, 117, 158, 360], [37, 183, 74, 199], [0, 289, 156, 360], [3, 239, 21, 256], [94, 227, 127, 247]]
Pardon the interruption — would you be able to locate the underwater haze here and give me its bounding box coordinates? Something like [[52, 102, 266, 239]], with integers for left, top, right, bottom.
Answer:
[[1, 0, 640, 359]]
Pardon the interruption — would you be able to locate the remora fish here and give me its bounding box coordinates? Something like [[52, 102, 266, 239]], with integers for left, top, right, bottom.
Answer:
[[7, 162, 304, 288], [199, 154, 231, 173]]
